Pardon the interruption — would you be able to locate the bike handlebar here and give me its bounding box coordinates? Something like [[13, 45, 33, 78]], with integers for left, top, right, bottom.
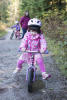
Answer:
[[25, 50, 39, 53], [18, 50, 45, 54]]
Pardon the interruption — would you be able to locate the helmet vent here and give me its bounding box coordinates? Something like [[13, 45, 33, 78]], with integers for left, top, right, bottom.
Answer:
[[37, 21, 40, 23], [31, 20, 33, 22]]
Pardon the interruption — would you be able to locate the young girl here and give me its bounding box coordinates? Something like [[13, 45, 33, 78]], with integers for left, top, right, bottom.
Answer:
[[11, 21, 20, 39], [13, 18, 50, 79]]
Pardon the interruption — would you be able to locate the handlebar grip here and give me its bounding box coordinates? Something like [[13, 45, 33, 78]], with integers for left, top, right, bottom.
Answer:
[[18, 49, 21, 52], [45, 50, 49, 54]]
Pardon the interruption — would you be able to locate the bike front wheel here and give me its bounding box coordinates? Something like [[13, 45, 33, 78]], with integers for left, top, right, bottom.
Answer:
[[28, 68, 34, 93], [10, 32, 14, 39]]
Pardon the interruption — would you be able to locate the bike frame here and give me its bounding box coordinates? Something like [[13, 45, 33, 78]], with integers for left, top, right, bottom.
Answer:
[[19, 50, 46, 82], [26, 52, 36, 82], [10, 28, 22, 39]]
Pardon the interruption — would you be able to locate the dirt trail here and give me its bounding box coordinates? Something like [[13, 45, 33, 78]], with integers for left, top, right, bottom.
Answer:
[[0, 29, 67, 100]]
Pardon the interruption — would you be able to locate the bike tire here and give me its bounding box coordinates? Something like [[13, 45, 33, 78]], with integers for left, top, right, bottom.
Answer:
[[28, 68, 34, 93], [10, 32, 14, 39]]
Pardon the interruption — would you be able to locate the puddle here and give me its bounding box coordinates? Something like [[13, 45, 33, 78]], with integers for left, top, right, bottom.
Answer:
[[0, 87, 8, 94]]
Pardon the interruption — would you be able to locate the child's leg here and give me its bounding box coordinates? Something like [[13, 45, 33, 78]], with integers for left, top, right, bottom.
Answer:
[[13, 59, 25, 74], [17, 60, 25, 70], [15, 31, 17, 38], [36, 56, 50, 79], [17, 31, 20, 39], [36, 58, 46, 72]]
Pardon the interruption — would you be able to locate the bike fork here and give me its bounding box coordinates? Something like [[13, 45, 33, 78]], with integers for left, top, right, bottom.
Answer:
[[26, 67, 36, 81]]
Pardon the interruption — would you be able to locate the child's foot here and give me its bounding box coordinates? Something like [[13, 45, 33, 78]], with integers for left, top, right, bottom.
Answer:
[[13, 68, 21, 74], [42, 72, 51, 80]]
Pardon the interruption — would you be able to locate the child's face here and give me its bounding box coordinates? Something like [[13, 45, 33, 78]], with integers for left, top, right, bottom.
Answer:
[[30, 30, 37, 35]]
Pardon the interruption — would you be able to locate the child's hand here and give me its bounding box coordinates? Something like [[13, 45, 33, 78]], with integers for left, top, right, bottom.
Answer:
[[45, 49, 49, 54], [18, 49, 21, 52], [21, 48, 26, 52], [18, 48, 26, 52], [40, 50, 44, 53]]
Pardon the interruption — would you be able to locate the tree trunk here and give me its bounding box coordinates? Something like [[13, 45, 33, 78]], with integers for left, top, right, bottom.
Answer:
[[58, 0, 62, 6], [52, 0, 54, 10]]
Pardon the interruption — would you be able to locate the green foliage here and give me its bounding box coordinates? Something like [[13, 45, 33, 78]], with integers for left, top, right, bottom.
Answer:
[[20, 0, 51, 18], [0, 0, 9, 22], [43, 12, 67, 77], [41, 10, 67, 42], [0, 21, 7, 37], [19, 0, 67, 18], [41, 8, 67, 77], [46, 37, 67, 77], [0, 30, 7, 37], [63, 11, 67, 20]]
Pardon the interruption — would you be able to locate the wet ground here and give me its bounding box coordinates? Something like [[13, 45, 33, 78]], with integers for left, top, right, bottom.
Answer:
[[0, 29, 67, 100]]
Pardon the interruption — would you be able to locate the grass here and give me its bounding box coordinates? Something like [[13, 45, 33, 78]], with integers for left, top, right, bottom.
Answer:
[[0, 30, 7, 37], [46, 37, 67, 77]]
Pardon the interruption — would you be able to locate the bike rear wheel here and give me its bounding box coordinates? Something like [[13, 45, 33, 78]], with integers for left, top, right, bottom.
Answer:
[[20, 33, 22, 38], [28, 68, 34, 93]]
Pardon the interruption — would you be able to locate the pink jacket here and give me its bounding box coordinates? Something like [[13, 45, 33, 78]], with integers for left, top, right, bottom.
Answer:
[[20, 32, 47, 51], [19, 32, 47, 64]]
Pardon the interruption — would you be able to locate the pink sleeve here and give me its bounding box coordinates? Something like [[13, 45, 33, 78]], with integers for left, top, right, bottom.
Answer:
[[40, 34, 47, 51], [19, 32, 28, 50]]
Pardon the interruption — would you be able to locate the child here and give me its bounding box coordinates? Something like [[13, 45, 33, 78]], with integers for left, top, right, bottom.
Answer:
[[11, 21, 20, 39], [13, 18, 50, 79]]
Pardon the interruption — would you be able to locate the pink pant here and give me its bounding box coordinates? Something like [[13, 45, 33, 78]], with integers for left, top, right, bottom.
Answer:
[[17, 58, 46, 72]]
